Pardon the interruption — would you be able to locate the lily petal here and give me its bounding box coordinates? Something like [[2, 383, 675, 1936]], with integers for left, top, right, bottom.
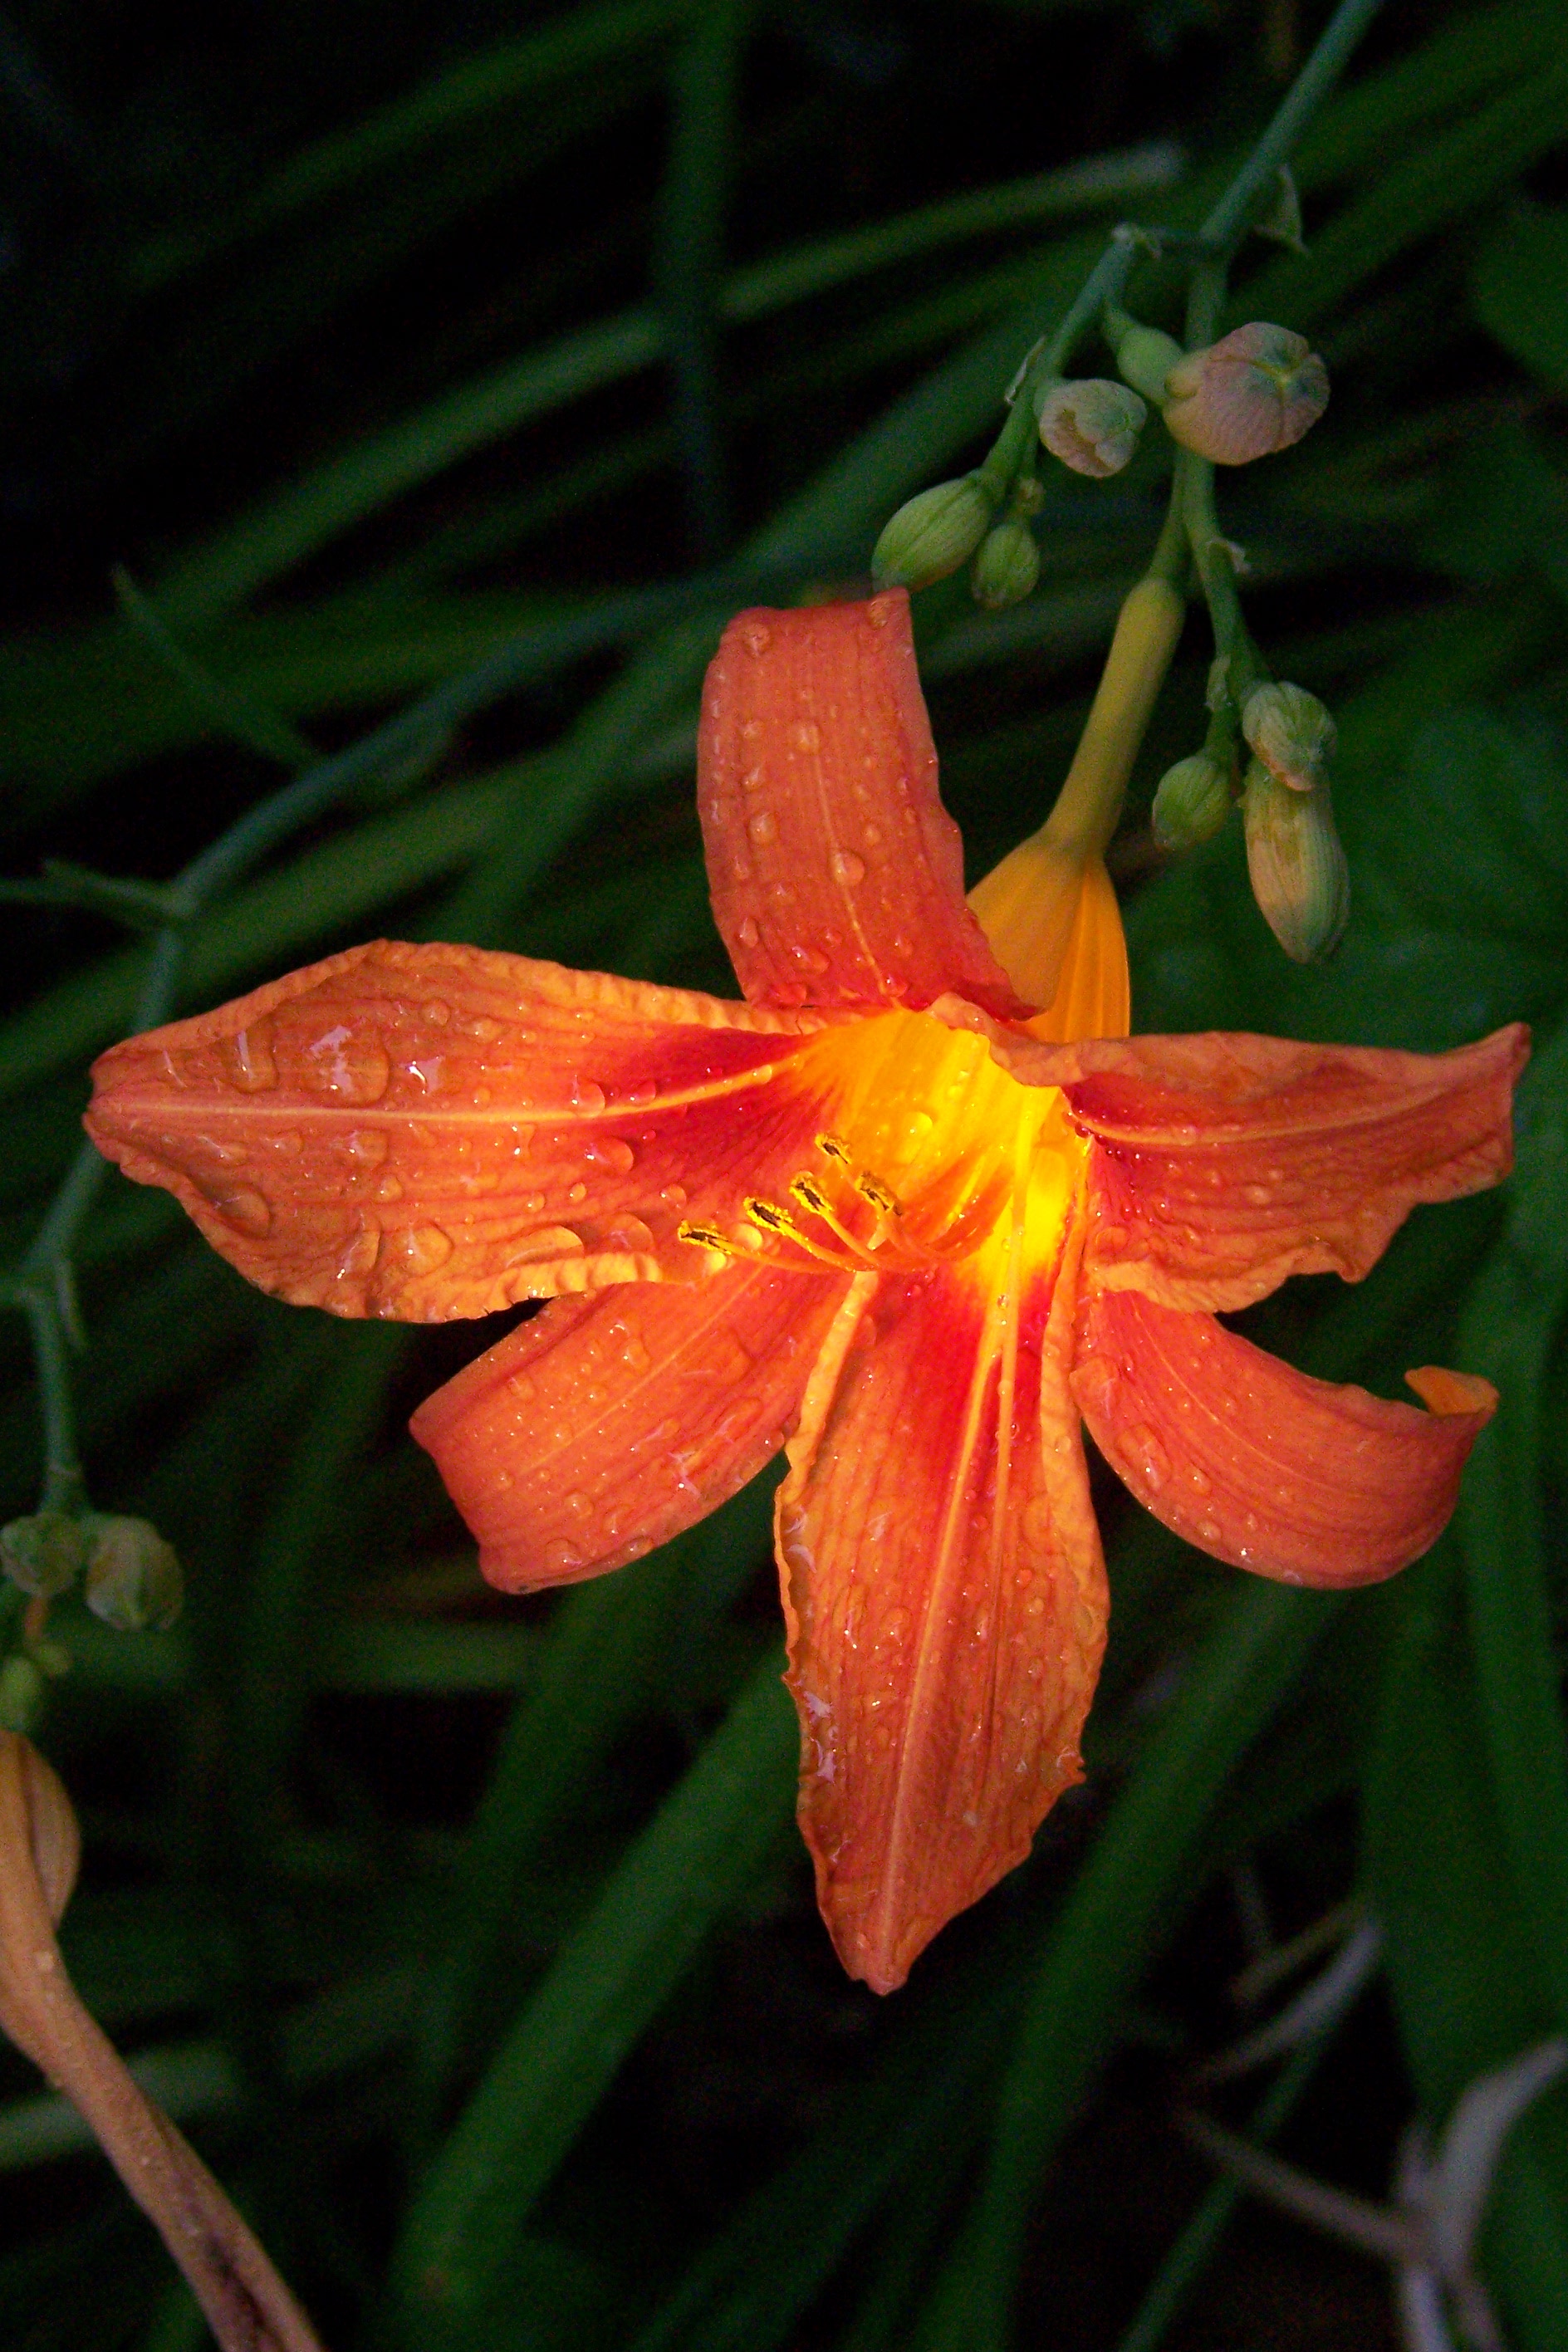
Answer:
[[411, 1262, 850, 1590], [698, 593, 1027, 1019], [1071, 1286, 1497, 1586], [86, 941, 847, 1319], [995, 1024, 1526, 1311], [778, 1237, 1105, 1995]]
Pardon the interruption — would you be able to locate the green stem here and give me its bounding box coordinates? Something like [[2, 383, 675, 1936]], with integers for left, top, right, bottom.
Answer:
[[1177, 449, 1264, 706], [1198, 0, 1388, 252], [24, 1297, 85, 1517]]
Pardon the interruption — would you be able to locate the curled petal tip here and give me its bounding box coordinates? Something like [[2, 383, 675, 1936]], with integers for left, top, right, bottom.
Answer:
[[1404, 1366, 1497, 1422]]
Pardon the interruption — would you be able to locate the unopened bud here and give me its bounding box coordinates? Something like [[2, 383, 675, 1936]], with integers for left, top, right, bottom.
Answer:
[[970, 517, 1040, 611], [82, 1517, 182, 1634], [1243, 759, 1349, 963], [1036, 379, 1148, 479], [1163, 323, 1329, 464], [1242, 681, 1336, 791], [0, 1514, 85, 1601], [1152, 751, 1235, 851], [872, 476, 993, 591], [1110, 322, 1186, 406]]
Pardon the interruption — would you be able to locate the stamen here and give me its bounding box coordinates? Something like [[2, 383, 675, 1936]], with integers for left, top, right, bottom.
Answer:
[[790, 1175, 880, 1267], [815, 1134, 852, 1164], [677, 1221, 747, 1258], [855, 1173, 903, 1218]]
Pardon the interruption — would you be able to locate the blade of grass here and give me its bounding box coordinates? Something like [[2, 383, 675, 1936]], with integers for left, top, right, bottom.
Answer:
[[389, 1647, 799, 2348]]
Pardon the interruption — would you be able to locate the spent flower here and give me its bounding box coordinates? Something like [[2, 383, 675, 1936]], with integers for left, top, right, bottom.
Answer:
[[1037, 379, 1148, 479]]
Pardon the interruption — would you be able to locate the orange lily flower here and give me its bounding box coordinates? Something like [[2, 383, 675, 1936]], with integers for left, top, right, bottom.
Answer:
[[86, 590, 1523, 1994]]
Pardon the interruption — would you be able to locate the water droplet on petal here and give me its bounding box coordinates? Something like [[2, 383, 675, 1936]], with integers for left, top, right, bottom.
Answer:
[[422, 1000, 451, 1026], [1118, 1423, 1170, 1492], [390, 1224, 454, 1276], [747, 810, 777, 845], [1195, 1517, 1222, 1545], [619, 1334, 652, 1374], [570, 1076, 606, 1114], [1187, 1467, 1213, 1496], [348, 1129, 389, 1169], [223, 1024, 277, 1092], [661, 1183, 688, 1209], [585, 1136, 635, 1175], [830, 850, 865, 886], [564, 1491, 594, 1521], [376, 1174, 404, 1202], [737, 915, 761, 948], [790, 721, 821, 753], [336, 1223, 380, 1279], [740, 622, 772, 655], [466, 1017, 502, 1042], [568, 1181, 588, 1204], [208, 1184, 272, 1236], [305, 1026, 390, 1104]]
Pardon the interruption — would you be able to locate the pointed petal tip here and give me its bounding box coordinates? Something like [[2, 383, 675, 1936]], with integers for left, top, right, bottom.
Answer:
[[1404, 1365, 1497, 1422]]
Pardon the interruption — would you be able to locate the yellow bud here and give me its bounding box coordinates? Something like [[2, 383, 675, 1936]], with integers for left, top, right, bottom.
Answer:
[[871, 476, 993, 591], [1036, 379, 1148, 478], [1151, 751, 1234, 851], [0, 1514, 85, 1601], [82, 1517, 183, 1634], [1243, 759, 1349, 963], [970, 517, 1040, 611], [1242, 681, 1336, 791]]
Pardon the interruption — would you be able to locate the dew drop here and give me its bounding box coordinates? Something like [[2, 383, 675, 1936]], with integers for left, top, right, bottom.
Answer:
[[1243, 1183, 1272, 1206], [741, 765, 765, 794], [1118, 1423, 1171, 1492], [347, 1129, 389, 1169], [541, 1539, 585, 1576], [208, 1184, 272, 1236], [737, 915, 761, 948], [336, 1223, 380, 1279], [223, 1024, 277, 1092], [570, 1076, 607, 1114], [1196, 1516, 1222, 1544], [732, 854, 753, 883], [466, 1017, 502, 1042], [1187, 1467, 1213, 1497], [740, 622, 772, 655], [625, 1078, 658, 1107], [863, 822, 883, 847], [661, 1183, 688, 1210], [568, 1181, 588, 1204], [747, 810, 777, 845], [522, 1191, 547, 1214], [376, 1174, 404, 1202], [564, 1491, 594, 1521], [586, 1136, 635, 1175], [305, 1025, 390, 1104], [790, 721, 821, 753], [421, 1000, 451, 1026], [830, 850, 865, 886], [390, 1224, 454, 1276], [619, 1334, 652, 1374]]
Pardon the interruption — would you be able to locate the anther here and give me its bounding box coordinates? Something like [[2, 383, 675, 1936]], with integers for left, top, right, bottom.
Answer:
[[815, 1134, 851, 1164], [677, 1220, 743, 1257], [855, 1174, 903, 1218]]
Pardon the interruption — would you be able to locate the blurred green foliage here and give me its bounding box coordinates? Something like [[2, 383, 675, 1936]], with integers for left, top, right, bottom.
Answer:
[[0, 1, 1566, 2346]]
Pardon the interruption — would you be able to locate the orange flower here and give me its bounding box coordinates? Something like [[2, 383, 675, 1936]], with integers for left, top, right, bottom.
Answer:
[[86, 592, 1524, 1994]]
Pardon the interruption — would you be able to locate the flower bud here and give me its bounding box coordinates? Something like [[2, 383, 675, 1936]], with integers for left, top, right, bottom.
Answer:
[[970, 517, 1040, 611], [1151, 751, 1235, 851], [1243, 759, 1349, 963], [82, 1517, 183, 1634], [1163, 323, 1329, 464], [871, 476, 993, 592], [0, 1514, 85, 1601], [1110, 323, 1186, 406], [1036, 379, 1148, 479], [1242, 681, 1336, 791]]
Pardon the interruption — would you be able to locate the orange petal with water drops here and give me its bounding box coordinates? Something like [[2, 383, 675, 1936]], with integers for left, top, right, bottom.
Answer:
[[411, 1261, 850, 1591], [1071, 1286, 1497, 1587], [777, 1240, 1106, 1996], [698, 592, 1027, 1019], [997, 1023, 1527, 1312], [86, 940, 847, 1320]]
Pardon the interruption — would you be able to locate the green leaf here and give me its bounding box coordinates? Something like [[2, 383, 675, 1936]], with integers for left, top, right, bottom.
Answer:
[[1473, 204, 1568, 392]]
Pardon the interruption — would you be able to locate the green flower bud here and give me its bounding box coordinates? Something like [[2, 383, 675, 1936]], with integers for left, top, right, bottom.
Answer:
[[1152, 751, 1235, 851], [1243, 759, 1350, 963], [1242, 681, 1336, 791], [1036, 379, 1148, 479], [0, 1656, 47, 1737], [0, 1513, 86, 1601], [1163, 324, 1329, 465], [1110, 322, 1186, 406], [82, 1517, 183, 1634], [969, 517, 1040, 611], [871, 476, 993, 592]]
